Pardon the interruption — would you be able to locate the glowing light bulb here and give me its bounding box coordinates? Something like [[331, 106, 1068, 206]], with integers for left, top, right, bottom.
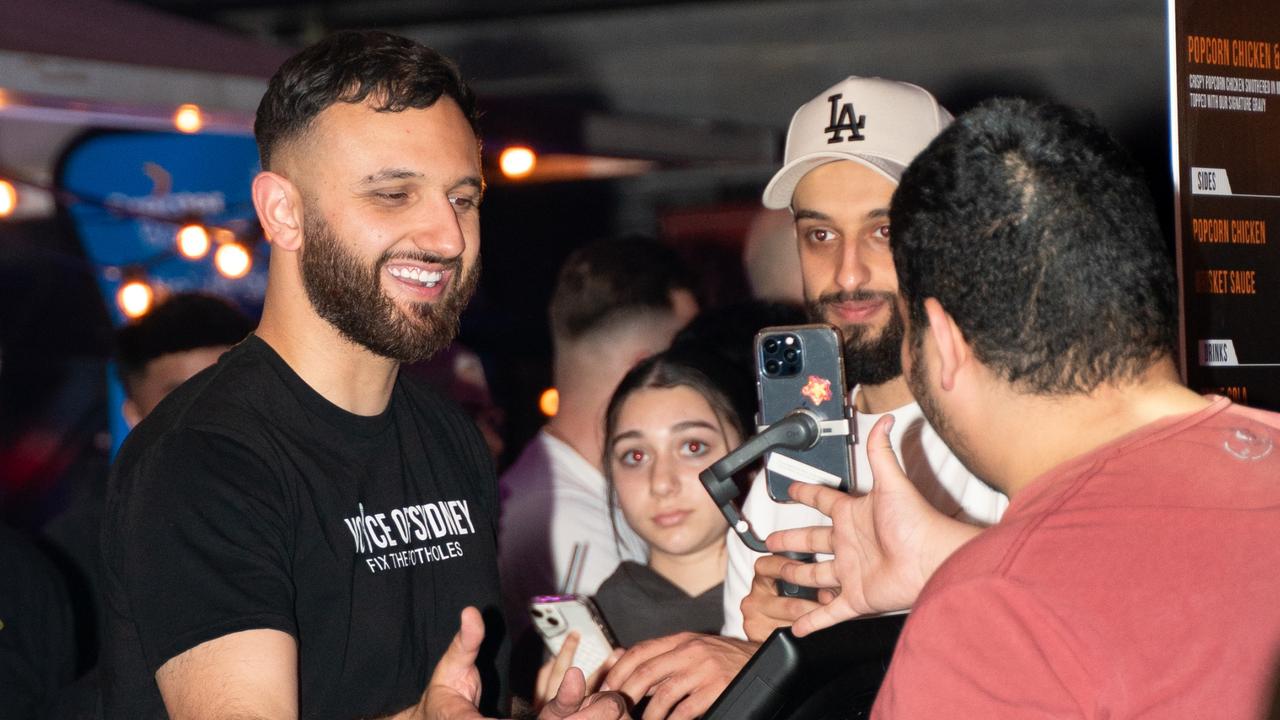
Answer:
[[539, 387, 560, 417], [214, 242, 251, 279], [176, 223, 211, 259], [499, 146, 537, 179], [173, 103, 203, 134], [0, 180, 16, 217], [117, 280, 154, 319]]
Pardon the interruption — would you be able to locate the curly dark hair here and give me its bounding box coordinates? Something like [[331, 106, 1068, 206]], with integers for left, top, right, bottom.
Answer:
[[891, 98, 1177, 395], [254, 30, 479, 170]]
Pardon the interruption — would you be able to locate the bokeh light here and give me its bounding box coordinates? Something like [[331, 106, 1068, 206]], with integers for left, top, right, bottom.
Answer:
[[117, 280, 154, 319], [173, 103, 204, 134], [214, 242, 252, 279], [499, 146, 537, 179], [539, 387, 560, 417], [176, 223, 211, 259], [0, 180, 17, 217]]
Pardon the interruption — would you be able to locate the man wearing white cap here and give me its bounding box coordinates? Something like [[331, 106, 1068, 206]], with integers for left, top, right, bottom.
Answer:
[[727, 75, 1009, 642], [599, 77, 1007, 720]]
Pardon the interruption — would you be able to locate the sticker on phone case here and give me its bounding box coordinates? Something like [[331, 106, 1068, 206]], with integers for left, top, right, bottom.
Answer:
[[801, 375, 833, 406]]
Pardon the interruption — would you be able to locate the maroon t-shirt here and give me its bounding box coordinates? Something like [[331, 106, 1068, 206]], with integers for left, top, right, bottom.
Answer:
[[875, 397, 1280, 719]]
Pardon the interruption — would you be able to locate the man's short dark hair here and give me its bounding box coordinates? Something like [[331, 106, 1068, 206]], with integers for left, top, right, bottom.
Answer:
[[548, 236, 695, 346], [115, 293, 254, 395], [891, 98, 1177, 395], [254, 30, 479, 170]]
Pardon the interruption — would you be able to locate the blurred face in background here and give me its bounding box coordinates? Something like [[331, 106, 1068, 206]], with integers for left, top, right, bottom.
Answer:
[[122, 345, 231, 427], [608, 385, 736, 566]]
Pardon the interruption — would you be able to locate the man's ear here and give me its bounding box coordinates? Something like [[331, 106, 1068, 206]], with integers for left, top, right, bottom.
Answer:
[[922, 298, 971, 392], [252, 171, 303, 252]]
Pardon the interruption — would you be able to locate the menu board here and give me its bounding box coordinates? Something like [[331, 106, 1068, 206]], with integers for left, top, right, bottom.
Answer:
[[1173, 0, 1280, 409]]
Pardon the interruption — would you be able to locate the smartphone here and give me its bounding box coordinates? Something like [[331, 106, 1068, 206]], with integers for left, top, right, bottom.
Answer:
[[528, 594, 617, 677], [755, 324, 854, 502]]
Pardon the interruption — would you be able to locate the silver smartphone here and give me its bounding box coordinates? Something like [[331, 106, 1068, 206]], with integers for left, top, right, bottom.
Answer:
[[755, 324, 854, 502], [528, 594, 617, 677]]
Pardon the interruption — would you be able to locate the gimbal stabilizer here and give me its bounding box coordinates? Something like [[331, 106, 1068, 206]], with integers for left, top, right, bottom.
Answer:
[[698, 409, 853, 600]]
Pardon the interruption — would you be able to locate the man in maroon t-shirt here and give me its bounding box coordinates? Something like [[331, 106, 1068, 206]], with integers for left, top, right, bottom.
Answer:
[[767, 99, 1280, 718]]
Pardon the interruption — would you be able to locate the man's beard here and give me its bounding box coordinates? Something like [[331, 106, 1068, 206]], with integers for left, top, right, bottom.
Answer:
[[806, 290, 904, 386], [906, 334, 947, 440], [906, 328, 976, 474], [299, 213, 480, 364]]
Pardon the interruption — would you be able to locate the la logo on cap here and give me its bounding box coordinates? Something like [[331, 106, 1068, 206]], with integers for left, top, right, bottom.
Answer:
[[760, 76, 952, 209], [824, 93, 865, 144]]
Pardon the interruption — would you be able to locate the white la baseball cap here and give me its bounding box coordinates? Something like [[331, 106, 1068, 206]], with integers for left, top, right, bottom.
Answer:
[[762, 76, 952, 209]]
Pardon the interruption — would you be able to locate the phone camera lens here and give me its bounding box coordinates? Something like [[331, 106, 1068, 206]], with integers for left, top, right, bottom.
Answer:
[[783, 348, 798, 362], [764, 338, 779, 353], [547, 616, 560, 626], [765, 360, 781, 375], [531, 609, 543, 618]]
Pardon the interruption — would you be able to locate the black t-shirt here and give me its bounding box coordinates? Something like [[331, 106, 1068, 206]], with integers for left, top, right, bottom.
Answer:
[[100, 335, 507, 719], [593, 561, 723, 648], [0, 525, 77, 719]]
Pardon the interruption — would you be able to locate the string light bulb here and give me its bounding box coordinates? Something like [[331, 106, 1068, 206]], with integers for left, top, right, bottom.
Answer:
[[176, 223, 211, 259], [0, 180, 16, 217], [117, 279, 154, 319], [214, 242, 252, 279], [499, 146, 537, 179], [173, 103, 204, 134], [539, 387, 559, 417]]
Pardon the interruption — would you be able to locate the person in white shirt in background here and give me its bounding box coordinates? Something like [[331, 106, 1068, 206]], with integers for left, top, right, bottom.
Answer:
[[499, 236, 698, 694], [599, 77, 1008, 720]]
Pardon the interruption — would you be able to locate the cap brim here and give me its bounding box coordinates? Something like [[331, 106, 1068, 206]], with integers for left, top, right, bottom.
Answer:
[[762, 153, 905, 209]]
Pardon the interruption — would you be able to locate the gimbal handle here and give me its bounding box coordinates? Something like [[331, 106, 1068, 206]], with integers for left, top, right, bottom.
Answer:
[[698, 410, 823, 553]]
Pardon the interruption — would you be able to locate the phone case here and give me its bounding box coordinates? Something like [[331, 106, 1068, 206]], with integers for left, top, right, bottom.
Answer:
[[528, 594, 617, 677], [755, 324, 854, 502]]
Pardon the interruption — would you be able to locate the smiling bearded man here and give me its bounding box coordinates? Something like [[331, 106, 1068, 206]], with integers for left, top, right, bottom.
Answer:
[[99, 30, 624, 720]]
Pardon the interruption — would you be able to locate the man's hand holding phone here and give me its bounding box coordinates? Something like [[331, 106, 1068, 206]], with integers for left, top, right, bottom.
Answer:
[[420, 607, 626, 720], [534, 632, 622, 709], [764, 415, 984, 637]]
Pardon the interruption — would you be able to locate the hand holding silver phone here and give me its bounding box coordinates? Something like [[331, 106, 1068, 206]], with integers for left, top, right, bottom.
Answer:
[[528, 594, 617, 677]]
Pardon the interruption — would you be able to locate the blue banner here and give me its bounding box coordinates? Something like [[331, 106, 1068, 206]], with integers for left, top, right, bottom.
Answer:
[[58, 130, 266, 450]]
